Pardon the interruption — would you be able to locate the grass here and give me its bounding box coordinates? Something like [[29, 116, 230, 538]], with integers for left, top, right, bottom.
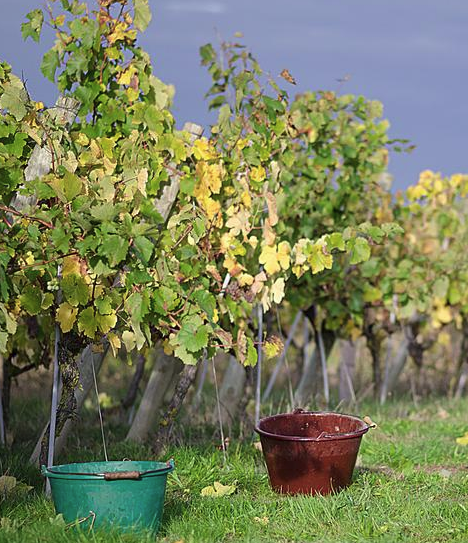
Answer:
[[1, 398, 468, 542]]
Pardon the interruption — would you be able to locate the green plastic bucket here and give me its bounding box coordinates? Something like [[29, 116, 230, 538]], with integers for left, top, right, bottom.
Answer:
[[42, 460, 174, 532]]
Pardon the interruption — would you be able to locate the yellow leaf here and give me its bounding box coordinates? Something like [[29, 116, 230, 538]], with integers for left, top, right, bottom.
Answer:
[[117, 66, 137, 86], [241, 190, 251, 208], [223, 256, 244, 277], [62, 255, 81, 276], [456, 431, 468, 446], [96, 312, 117, 334], [253, 516, 269, 526], [56, 302, 78, 333], [75, 132, 89, 146], [271, 277, 285, 304], [107, 333, 121, 357], [126, 86, 139, 102], [55, 14, 65, 26], [433, 305, 452, 326], [250, 165, 266, 184], [406, 184, 427, 201], [122, 330, 136, 352], [200, 195, 221, 222], [277, 241, 291, 270], [263, 335, 283, 359], [259, 245, 280, 275], [238, 273, 254, 287], [192, 138, 218, 161], [200, 481, 236, 497], [195, 162, 223, 197]]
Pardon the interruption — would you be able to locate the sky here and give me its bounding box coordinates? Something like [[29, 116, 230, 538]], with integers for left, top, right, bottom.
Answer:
[[1, 0, 467, 191]]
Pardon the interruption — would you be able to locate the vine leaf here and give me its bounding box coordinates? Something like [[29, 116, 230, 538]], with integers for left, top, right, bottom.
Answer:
[[19, 285, 42, 315], [61, 274, 89, 307], [200, 481, 236, 497], [77, 307, 98, 338], [133, 0, 152, 31], [56, 302, 78, 333]]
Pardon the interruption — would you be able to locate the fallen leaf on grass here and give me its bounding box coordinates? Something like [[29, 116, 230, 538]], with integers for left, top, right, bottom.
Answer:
[[254, 516, 269, 525], [0, 475, 32, 498], [438, 469, 453, 478], [437, 407, 449, 420], [456, 431, 468, 446], [200, 481, 236, 497], [0, 476, 17, 494]]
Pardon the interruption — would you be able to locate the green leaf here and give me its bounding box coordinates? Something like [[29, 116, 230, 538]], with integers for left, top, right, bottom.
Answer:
[[433, 277, 449, 300], [177, 315, 208, 353], [125, 292, 150, 323], [0, 332, 8, 353], [191, 290, 216, 320], [95, 296, 112, 315], [245, 337, 257, 367], [77, 307, 98, 338], [19, 285, 43, 315], [41, 292, 54, 310], [448, 282, 462, 306], [153, 287, 179, 314], [133, 236, 153, 264], [90, 203, 119, 222], [200, 43, 216, 64], [51, 227, 71, 253], [21, 9, 44, 42], [363, 286, 382, 303], [348, 237, 371, 265], [61, 274, 89, 307], [99, 235, 129, 266], [173, 344, 197, 365], [69, 18, 98, 49], [144, 105, 163, 130], [49, 171, 82, 202], [0, 303, 17, 335], [0, 82, 27, 121], [326, 232, 345, 252], [41, 49, 60, 82], [96, 311, 117, 334], [63, 171, 83, 201], [133, 0, 152, 31]]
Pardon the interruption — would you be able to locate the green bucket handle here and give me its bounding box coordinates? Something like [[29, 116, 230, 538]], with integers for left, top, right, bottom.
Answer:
[[41, 459, 175, 480]]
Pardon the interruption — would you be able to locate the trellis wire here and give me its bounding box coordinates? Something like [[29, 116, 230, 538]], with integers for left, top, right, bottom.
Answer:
[[0, 368, 5, 446], [46, 265, 62, 496], [262, 311, 301, 402], [316, 327, 329, 406], [212, 357, 227, 466], [255, 304, 264, 426], [91, 351, 108, 462]]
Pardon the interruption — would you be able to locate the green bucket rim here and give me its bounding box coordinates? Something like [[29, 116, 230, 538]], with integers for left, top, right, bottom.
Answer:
[[42, 459, 174, 480]]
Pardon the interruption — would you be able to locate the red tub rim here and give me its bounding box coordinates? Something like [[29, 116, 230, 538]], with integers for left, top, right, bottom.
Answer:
[[255, 410, 371, 442]]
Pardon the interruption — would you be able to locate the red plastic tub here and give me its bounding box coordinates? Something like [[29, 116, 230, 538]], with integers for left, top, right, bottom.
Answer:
[[255, 409, 371, 495]]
